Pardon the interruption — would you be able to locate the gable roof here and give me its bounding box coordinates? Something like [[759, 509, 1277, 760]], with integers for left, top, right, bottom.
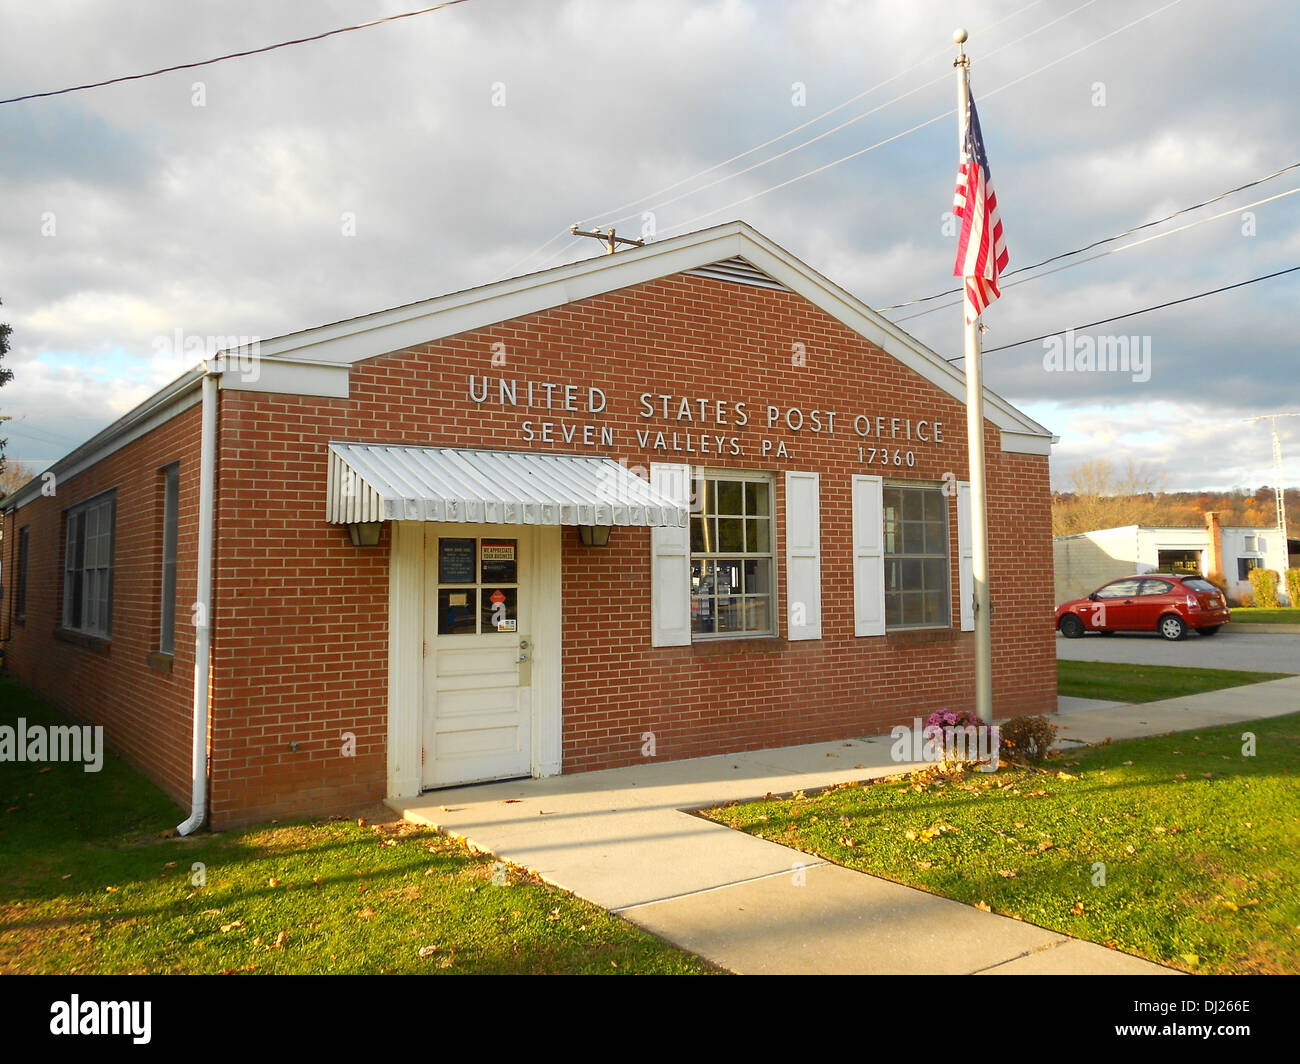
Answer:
[[233, 220, 1052, 449], [3, 220, 1053, 513]]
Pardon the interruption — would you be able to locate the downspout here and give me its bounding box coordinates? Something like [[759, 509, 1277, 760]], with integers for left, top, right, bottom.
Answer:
[[178, 368, 218, 835]]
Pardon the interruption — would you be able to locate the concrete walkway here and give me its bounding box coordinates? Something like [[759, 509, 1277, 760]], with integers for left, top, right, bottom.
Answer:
[[388, 678, 1300, 974]]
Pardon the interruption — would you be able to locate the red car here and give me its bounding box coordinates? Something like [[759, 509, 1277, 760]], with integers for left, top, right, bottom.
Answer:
[[1056, 574, 1230, 641]]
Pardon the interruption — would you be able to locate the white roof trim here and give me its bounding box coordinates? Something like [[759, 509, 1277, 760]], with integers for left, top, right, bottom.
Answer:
[[326, 443, 690, 527], [253, 221, 1052, 443]]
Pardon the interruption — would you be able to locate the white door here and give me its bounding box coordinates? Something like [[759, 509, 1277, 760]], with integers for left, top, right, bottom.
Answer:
[[422, 525, 533, 788]]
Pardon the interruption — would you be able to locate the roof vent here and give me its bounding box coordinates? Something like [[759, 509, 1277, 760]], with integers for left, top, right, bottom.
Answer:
[[685, 256, 790, 292]]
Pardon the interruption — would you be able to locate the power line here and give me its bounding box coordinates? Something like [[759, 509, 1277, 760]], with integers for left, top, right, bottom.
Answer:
[[505, 0, 1060, 277], [651, 0, 1187, 241], [944, 265, 1300, 363], [0, 1, 472, 106], [894, 184, 1300, 322], [883, 160, 1300, 311]]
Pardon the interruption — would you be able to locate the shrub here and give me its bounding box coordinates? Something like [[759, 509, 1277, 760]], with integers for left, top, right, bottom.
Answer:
[[1204, 570, 1229, 596], [1286, 568, 1300, 608], [1248, 567, 1280, 609], [999, 715, 1057, 763]]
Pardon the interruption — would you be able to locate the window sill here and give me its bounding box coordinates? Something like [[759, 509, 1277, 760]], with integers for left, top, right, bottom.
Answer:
[[146, 651, 174, 675], [690, 634, 784, 654], [54, 627, 111, 655], [886, 627, 957, 647]]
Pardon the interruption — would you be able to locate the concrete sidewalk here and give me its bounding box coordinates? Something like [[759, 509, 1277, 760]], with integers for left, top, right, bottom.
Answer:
[[388, 680, 1299, 974]]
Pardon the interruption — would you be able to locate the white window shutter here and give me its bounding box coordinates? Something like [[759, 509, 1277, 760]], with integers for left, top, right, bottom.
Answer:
[[852, 475, 885, 636], [784, 471, 822, 641], [957, 480, 974, 631], [650, 462, 693, 647]]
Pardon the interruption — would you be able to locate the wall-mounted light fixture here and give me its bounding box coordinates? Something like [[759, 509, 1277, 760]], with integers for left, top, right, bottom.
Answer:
[[578, 525, 612, 547], [347, 522, 383, 547]]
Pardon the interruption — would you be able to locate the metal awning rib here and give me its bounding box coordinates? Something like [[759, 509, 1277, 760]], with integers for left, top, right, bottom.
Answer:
[[325, 443, 689, 527]]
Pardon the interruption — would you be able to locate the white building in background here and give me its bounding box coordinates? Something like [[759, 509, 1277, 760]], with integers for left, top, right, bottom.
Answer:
[[1053, 512, 1291, 605]]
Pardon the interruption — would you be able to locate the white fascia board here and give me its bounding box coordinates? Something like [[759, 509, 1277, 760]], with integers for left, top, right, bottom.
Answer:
[[219, 358, 350, 398], [999, 430, 1056, 456], [2, 368, 206, 512]]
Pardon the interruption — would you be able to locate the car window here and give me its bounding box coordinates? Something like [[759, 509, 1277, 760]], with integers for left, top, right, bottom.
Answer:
[[1096, 579, 1143, 598], [1182, 578, 1218, 593], [1140, 580, 1174, 595]]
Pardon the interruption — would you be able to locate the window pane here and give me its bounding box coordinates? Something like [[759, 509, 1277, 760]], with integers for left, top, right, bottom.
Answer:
[[745, 518, 770, 553], [923, 591, 946, 626], [745, 481, 769, 516], [480, 540, 517, 584], [438, 538, 476, 583], [715, 596, 743, 633], [742, 596, 770, 633], [903, 522, 925, 555], [480, 586, 518, 632], [716, 481, 743, 514], [690, 516, 710, 552], [436, 589, 476, 634], [885, 593, 902, 627], [743, 558, 772, 596], [691, 594, 715, 634], [902, 490, 925, 521], [924, 490, 946, 520], [902, 558, 922, 588], [717, 518, 744, 552], [923, 557, 947, 591], [924, 522, 946, 554]]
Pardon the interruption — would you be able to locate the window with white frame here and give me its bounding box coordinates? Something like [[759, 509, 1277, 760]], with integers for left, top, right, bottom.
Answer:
[[63, 493, 115, 638], [1243, 535, 1258, 552], [689, 472, 775, 637], [159, 464, 179, 654], [882, 482, 950, 629]]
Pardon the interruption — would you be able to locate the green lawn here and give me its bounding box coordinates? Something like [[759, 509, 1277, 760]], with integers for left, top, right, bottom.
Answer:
[[1058, 660, 1292, 703], [703, 714, 1300, 974], [1228, 607, 1300, 624], [0, 680, 717, 975]]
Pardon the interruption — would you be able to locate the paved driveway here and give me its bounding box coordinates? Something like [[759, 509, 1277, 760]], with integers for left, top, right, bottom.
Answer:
[[1056, 627, 1300, 673]]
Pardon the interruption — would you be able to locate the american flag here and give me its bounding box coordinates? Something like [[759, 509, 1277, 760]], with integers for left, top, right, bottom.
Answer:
[[952, 92, 1008, 322]]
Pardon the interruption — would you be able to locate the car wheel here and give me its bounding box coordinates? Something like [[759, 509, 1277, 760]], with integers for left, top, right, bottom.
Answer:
[[1059, 614, 1085, 639], [1199, 625, 1222, 637], [1158, 615, 1187, 641]]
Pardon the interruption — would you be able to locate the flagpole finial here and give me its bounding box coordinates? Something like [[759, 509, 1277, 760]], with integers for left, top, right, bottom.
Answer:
[[953, 27, 968, 44]]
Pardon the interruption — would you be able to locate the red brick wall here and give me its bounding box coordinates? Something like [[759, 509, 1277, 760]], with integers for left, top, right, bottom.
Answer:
[[1, 405, 203, 811], [207, 272, 1055, 825]]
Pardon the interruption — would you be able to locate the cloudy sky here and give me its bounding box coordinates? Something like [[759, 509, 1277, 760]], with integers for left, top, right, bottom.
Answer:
[[1, 0, 1296, 493]]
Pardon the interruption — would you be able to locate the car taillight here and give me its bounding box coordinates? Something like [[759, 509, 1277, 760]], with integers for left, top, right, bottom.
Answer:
[[1186, 594, 1198, 610]]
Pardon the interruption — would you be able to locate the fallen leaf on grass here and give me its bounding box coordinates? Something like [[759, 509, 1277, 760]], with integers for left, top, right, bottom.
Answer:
[[418, 945, 440, 958], [1069, 901, 1085, 916], [1037, 840, 1054, 852], [974, 901, 992, 913], [839, 837, 856, 848], [998, 869, 1018, 878], [357, 907, 376, 920], [272, 931, 288, 949], [546, 908, 562, 922], [268, 877, 281, 888], [220, 920, 244, 933]]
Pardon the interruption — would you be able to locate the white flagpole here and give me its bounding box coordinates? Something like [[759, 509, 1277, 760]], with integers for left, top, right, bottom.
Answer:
[[954, 27, 994, 724]]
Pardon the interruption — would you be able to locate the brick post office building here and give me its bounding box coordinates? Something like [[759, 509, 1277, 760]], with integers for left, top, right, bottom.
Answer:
[[0, 222, 1057, 830]]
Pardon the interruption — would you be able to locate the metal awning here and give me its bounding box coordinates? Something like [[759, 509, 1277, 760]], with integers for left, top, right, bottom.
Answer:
[[325, 443, 689, 527]]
